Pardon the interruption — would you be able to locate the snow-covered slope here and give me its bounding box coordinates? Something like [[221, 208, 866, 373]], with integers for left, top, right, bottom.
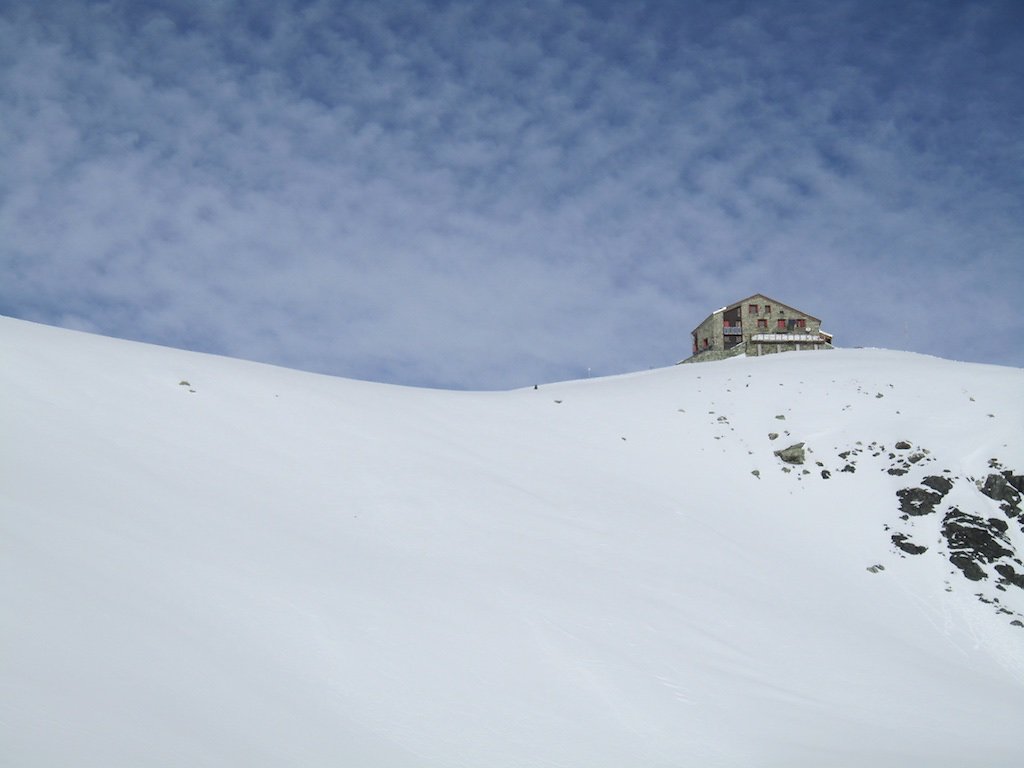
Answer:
[[3, 315, 1023, 767]]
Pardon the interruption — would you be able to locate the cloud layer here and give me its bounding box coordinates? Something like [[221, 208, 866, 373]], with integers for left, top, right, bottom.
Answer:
[[2, 0, 1022, 387]]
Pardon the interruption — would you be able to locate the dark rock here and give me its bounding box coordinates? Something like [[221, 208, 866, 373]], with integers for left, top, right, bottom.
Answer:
[[774, 443, 806, 465], [921, 476, 953, 495], [892, 533, 927, 555], [841, 464, 856, 473], [896, 486, 944, 516], [988, 517, 1009, 533], [943, 509, 1013, 559], [887, 467, 909, 476], [980, 473, 1016, 503], [995, 564, 1024, 590], [941, 507, 1014, 583], [895, 441, 912, 450], [980, 472, 1023, 516], [949, 553, 987, 581], [821, 470, 831, 479]]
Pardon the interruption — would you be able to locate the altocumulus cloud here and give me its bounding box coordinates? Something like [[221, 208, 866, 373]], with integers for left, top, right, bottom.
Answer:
[[2, 0, 1022, 388]]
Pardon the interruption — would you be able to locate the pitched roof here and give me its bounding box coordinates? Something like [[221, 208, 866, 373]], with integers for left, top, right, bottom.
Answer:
[[725, 294, 821, 322], [691, 294, 822, 334]]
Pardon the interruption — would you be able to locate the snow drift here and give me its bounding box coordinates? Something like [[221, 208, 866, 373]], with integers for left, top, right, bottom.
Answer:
[[2, 316, 1023, 767]]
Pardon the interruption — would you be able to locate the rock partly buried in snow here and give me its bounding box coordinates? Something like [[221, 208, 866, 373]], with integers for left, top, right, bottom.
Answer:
[[774, 443, 806, 465], [895, 476, 953, 517], [897, 488, 944, 517], [922, 475, 954, 495], [941, 507, 1014, 581], [892, 533, 928, 555], [995, 563, 1024, 590], [979, 472, 1023, 516]]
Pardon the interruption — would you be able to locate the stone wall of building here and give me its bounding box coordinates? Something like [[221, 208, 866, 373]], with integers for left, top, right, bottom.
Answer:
[[691, 312, 725, 356], [680, 343, 746, 364], [683, 295, 832, 364]]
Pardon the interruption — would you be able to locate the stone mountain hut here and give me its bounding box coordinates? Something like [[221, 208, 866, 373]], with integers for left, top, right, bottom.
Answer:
[[683, 294, 834, 363]]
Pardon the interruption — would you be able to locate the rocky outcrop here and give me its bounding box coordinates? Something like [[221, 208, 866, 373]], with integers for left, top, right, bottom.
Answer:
[[979, 472, 1023, 518], [941, 508, 1014, 581], [896, 477, 952, 517], [769, 436, 1024, 626]]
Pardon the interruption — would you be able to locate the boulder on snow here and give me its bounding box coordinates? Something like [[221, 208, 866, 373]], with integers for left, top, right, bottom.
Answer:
[[774, 443, 806, 465], [979, 472, 1023, 515]]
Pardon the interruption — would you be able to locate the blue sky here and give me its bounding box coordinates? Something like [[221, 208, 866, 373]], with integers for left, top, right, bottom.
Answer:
[[2, 0, 1022, 388]]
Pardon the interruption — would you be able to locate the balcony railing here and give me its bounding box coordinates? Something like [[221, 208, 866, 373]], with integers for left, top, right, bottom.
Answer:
[[723, 326, 743, 336]]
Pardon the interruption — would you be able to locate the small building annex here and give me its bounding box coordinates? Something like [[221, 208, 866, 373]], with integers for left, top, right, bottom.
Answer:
[[683, 294, 833, 363]]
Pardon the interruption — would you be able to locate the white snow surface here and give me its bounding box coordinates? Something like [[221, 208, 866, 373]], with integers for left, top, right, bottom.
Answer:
[[3, 316, 1023, 767]]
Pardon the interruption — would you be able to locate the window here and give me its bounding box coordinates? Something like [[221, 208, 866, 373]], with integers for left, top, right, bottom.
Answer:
[[765, 305, 771, 314], [703, 338, 709, 349], [748, 304, 758, 315], [777, 318, 786, 330], [757, 319, 768, 329], [796, 318, 806, 329]]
